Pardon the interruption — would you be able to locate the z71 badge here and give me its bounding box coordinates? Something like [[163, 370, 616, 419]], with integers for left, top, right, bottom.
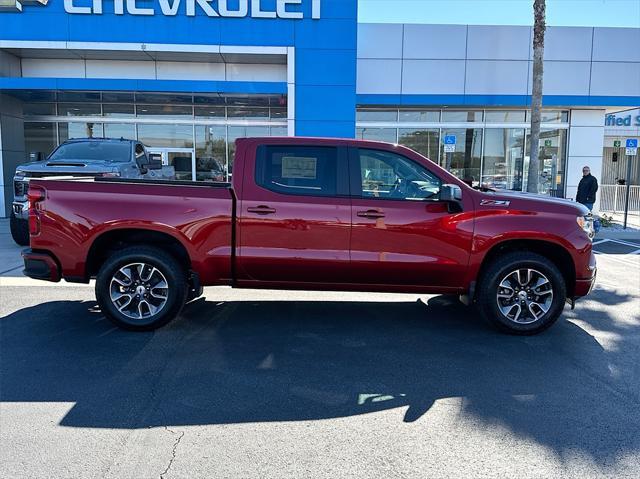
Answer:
[[480, 199, 511, 207]]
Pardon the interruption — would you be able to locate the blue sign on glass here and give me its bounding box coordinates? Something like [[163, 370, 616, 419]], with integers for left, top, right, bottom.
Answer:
[[444, 135, 457, 145], [626, 139, 638, 148]]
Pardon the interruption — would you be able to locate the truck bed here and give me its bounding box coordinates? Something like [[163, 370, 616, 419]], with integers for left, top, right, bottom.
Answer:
[[29, 177, 235, 285]]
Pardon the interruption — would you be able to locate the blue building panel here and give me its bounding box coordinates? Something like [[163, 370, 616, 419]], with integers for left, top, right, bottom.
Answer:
[[296, 49, 357, 86]]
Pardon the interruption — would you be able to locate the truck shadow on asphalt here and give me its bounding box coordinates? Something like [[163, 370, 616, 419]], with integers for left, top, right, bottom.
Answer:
[[1, 288, 639, 464]]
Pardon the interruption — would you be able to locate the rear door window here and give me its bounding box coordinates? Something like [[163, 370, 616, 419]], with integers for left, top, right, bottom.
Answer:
[[256, 145, 339, 197]]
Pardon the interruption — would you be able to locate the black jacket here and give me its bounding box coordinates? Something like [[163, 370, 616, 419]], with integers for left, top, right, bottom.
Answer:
[[576, 174, 598, 204]]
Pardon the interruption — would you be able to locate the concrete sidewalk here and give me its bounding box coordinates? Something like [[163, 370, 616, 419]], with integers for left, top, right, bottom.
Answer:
[[0, 219, 23, 278]]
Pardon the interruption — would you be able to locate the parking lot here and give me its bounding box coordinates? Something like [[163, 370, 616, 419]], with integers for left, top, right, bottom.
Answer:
[[1, 224, 639, 478]]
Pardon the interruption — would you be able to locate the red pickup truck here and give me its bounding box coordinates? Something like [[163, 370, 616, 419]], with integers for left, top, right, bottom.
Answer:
[[23, 137, 596, 335]]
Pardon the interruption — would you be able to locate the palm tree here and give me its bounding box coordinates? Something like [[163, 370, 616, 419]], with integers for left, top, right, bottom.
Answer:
[[526, 0, 546, 193]]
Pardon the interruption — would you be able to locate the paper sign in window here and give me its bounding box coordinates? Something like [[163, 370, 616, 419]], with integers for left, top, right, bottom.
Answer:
[[281, 156, 317, 179]]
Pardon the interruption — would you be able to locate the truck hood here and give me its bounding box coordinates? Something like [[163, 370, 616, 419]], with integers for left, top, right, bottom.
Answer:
[[16, 159, 119, 177], [477, 190, 590, 216]]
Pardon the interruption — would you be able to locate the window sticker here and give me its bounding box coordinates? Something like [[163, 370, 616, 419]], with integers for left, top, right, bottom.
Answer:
[[281, 156, 317, 179]]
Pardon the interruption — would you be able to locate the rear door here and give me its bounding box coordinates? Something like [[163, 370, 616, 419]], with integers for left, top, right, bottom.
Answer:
[[348, 147, 473, 288], [237, 143, 351, 284]]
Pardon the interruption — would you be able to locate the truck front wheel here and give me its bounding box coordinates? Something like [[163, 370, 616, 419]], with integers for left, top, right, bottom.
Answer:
[[476, 252, 566, 335], [95, 246, 188, 331]]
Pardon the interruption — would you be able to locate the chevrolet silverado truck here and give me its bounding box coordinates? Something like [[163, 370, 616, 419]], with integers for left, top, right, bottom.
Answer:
[[22, 137, 597, 335], [11, 137, 171, 246]]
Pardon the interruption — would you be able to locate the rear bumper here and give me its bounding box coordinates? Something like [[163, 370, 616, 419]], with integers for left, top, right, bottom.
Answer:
[[22, 249, 61, 282]]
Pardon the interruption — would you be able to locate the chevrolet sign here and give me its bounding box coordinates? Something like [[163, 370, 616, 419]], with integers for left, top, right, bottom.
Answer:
[[1, 0, 322, 17]]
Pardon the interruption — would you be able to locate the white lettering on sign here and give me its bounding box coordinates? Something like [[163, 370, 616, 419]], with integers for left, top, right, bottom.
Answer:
[[63, 0, 321, 18]]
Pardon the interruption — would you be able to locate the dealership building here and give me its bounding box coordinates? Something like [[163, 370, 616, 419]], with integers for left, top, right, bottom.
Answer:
[[0, 0, 639, 216]]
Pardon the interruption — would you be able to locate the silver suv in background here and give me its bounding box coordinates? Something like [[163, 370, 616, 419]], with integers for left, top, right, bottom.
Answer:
[[11, 138, 173, 245]]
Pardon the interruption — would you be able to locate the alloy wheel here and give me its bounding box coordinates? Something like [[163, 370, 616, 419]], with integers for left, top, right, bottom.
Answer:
[[109, 262, 169, 320], [496, 268, 554, 325]]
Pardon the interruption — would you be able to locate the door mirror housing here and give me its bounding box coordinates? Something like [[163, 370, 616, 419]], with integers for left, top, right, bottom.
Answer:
[[440, 184, 463, 211], [148, 153, 163, 170]]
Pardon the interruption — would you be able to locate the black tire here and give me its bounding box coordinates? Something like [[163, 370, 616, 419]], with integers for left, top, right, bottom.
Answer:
[[10, 211, 29, 246], [476, 252, 566, 335], [95, 246, 188, 331]]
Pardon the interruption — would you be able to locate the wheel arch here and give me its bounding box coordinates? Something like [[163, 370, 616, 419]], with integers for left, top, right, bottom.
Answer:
[[475, 239, 576, 299], [85, 227, 192, 279]]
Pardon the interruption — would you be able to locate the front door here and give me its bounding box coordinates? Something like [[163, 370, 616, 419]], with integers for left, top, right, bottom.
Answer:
[[348, 147, 473, 289], [147, 148, 195, 181], [237, 143, 351, 284]]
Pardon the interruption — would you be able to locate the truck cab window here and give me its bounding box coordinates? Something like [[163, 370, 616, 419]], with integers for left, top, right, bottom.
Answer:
[[358, 149, 441, 200], [256, 145, 338, 197]]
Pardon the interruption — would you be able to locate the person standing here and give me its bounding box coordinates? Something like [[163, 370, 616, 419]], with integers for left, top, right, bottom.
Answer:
[[576, 166, 598, 211]]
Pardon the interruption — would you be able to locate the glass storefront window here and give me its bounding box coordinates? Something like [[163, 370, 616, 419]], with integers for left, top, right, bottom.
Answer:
[[441, 110, 483, 122], [23, 103, 56, 116], [58, 92, 101, 103], [194, 106, 226, 120], [356, 127, 397, 143], [485, 111, 526, 123], [227, 107, 269, 120], [103, 104, 135, 117], [135, 93, 193, 104], [356, 110, 398, 122], [59, 122, 104, 142], [524, 129, 567, 196], [399, 110, 440, 122], [136, 105, 193, 118], [398, 128, 440, 162], [228, 126, 270, 174], [24, 122, 57, 160], [137, 124, 194, 149], [482, 128, 525, 191], [58, 103, 102, 117], [195, 126, 227, 182], [440, 128, 483, 186], [102, 92, 135, 103], [270, 108, 288, 120], [526, 110, 569, 123], [104, 123, 136, 140], [270, 126, 288, 136]]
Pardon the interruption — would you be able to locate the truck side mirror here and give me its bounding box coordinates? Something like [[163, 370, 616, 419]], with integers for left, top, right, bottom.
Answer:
[[148, 153, 163, 170], [440, 184, 463, 212]]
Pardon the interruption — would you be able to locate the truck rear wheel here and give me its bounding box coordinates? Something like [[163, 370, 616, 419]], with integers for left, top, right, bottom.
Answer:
[[10, 211, 29, 246], [95, 246, 188, 331], [476, 252, 566, 335]]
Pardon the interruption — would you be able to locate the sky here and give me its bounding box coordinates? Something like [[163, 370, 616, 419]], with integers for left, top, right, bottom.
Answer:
[[358, 0, 640, 28]]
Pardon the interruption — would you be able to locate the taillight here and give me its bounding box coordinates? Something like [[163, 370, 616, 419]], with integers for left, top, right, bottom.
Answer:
[[27, 185, 45, 236]]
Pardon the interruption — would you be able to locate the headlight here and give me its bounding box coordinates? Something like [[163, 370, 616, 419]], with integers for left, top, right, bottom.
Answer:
[[14, 170, 25, 179], [577, 215, 595, 240]]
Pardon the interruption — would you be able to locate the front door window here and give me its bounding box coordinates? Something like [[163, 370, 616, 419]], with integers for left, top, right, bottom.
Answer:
[[358, 149, 441, 200]]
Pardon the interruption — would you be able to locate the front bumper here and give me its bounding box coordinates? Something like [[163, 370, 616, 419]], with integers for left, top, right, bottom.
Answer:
[[574, 252, 597, 298], [12, 200, 28, 220], [22, 249, 60, 282]]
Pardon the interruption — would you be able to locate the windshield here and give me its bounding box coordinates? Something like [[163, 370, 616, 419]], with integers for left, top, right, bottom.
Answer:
[[48, 142, 131, 163]]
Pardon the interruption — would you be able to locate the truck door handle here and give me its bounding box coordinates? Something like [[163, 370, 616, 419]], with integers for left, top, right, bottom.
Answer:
[[247, 205, 277, 215], [357, 210, 385, 219]]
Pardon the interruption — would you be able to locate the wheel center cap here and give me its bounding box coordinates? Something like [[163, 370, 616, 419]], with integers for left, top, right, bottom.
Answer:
[[518, 291, 528, 300], [136, 285, 146, 295]]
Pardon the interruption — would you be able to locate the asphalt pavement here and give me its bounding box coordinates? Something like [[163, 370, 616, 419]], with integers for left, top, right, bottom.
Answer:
[[1, 226, 639, 478]]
